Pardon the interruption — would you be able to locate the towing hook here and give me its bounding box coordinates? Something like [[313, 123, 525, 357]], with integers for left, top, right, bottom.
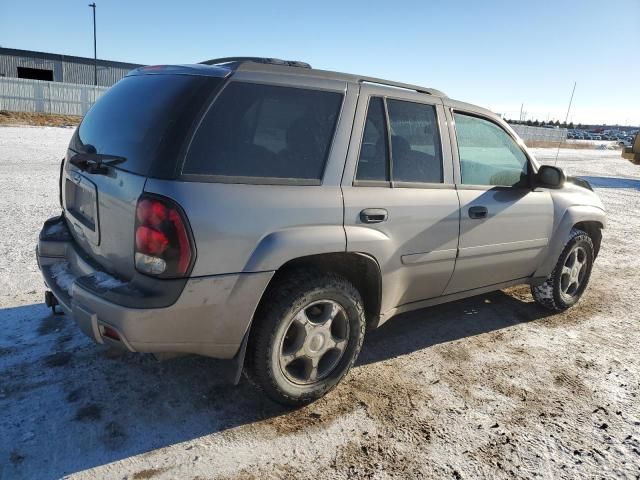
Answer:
[[44, 291, 64, 316]]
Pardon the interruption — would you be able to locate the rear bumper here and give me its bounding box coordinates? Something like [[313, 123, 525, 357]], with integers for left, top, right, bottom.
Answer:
[[37, 215, 273, 359]]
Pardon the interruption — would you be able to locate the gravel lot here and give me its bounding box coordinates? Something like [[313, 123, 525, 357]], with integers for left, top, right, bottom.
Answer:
[[1, 126, 639, 479]]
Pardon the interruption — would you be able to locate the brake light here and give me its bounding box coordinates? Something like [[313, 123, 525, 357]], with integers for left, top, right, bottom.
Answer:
[[136, 226, 169, 255], [134, 195, 194, 277]]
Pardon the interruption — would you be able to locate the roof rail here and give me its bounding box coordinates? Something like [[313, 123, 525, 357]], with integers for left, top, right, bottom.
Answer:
[[199, 57, 311, 69], [197, 57, 445, 96], [359, 76, 447, 97]]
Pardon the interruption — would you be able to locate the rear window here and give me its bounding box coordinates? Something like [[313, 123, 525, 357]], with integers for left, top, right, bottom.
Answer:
[[72, 74, 221, 177], [182, 82, 343, 182]]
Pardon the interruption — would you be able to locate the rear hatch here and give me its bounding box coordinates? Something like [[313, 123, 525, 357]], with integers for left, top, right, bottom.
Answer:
[[62, 67, 227, 280]]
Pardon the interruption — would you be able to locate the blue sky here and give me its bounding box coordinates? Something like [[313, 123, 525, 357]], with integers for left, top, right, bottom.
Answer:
[[2, 0, 639, 125]]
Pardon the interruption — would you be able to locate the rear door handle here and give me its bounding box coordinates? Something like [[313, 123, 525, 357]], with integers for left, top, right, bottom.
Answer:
[[360, 208, 388, 224], [468, 206, 488, 219]]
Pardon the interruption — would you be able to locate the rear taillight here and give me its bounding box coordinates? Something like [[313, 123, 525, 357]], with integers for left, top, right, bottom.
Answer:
[[134, 195, 195, 277]]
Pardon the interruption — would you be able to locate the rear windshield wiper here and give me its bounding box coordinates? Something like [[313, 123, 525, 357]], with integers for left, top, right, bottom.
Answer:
[[69, 152, 126, 174]]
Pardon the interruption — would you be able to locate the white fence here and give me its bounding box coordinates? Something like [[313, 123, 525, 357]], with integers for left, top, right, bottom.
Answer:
[[0, 77, 108, 116], [0, 80, 575, 142], [510, 124, 568, 143]]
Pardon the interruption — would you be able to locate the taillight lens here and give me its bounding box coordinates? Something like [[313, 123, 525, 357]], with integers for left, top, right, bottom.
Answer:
[[134, 195, 195, 277]]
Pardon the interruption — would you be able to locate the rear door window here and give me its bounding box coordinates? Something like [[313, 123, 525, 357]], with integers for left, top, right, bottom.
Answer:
[[355, 97, 390, 182], [183, 82, 344, 182], [387, 99, 443, 183]]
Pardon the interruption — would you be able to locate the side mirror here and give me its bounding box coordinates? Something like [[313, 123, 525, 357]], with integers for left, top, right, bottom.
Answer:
[[536, 165, 566, 189]]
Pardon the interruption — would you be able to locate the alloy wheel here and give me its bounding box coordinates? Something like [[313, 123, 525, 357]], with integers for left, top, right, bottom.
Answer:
[[278, 299, 350, 385], [560, 245, 588, 301]]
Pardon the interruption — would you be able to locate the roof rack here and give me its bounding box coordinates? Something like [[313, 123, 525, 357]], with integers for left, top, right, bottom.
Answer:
[[359, 77, 446, 97], [200, 57, 311, 69], [198, 57, 446, 97]]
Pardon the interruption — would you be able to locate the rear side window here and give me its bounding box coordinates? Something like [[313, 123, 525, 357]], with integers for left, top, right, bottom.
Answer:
[[355, 97, 443, 184], [183, 82, 343, 181], [356, 97, 389, 181], [454, 113, 529, 187], [387, 99, 443, 183], [74, 74, 219, 177]]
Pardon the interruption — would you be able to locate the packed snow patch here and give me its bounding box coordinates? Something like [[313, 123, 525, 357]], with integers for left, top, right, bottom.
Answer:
[[89, 271, 127, 290], [50, 261, 75, 296]]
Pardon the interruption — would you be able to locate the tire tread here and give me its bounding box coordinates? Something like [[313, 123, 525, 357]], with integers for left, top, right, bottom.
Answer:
[[531, 228, 594, 311], [246, 269, 365, 406]]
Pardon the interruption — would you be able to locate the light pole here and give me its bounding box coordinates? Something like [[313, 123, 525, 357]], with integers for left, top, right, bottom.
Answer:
[[89, 3, 97, 86]]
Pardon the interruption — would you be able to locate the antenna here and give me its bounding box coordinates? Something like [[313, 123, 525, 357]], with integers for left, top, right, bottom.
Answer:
[[554, 81, 577, 165]]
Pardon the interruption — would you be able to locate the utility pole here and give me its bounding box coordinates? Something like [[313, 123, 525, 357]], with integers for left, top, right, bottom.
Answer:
[[89, 3, 97, 86], [519, 103, 524, 122]]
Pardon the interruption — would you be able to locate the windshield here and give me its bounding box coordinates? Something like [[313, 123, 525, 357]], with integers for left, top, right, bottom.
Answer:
[[71, 74, 222, 177]]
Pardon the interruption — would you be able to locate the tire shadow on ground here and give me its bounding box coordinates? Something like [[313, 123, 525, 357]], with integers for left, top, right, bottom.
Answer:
[[358, 288, 553, 366]]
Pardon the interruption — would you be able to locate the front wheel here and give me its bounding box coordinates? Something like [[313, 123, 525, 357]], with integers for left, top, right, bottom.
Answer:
[[246, 271, 366, 406], [531, 228, 595, 311]]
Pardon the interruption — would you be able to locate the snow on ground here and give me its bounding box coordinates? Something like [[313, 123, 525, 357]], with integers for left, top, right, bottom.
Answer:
[[0, 126, 639, 479], [0, 126, 72, 308]]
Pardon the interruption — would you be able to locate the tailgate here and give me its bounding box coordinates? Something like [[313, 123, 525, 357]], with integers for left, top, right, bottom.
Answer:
[[60, 72, 225, 280], [63, 158, 146, 281]]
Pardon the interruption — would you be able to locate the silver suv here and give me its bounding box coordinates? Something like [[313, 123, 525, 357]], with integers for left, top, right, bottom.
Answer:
[[37, 57, 606, 405]]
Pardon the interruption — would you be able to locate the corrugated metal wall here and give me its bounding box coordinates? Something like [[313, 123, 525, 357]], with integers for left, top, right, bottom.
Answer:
[[0, 51, 138, 87], [0, 77, 107, 115], [511, 124, 568, 143]]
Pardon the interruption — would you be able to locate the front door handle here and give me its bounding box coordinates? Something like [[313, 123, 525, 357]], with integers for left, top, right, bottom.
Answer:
[[360, 208, 388, 224], [468, 206, 488, 219]]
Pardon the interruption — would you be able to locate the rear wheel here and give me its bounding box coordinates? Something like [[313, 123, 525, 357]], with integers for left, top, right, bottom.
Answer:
[[247, 271, 365, 406], [531, 228, 595, 311]]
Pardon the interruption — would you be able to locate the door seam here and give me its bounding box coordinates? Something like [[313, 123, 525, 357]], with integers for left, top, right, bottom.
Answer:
[[440, 183, 462, 295]]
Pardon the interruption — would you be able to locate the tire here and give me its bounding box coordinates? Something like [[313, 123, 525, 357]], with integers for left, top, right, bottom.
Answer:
[[246, 270, 366, 406], [531, 228, 595, 311]]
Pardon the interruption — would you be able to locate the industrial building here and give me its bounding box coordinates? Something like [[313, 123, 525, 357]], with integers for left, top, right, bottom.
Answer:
[[0, 47, 143, 87]]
